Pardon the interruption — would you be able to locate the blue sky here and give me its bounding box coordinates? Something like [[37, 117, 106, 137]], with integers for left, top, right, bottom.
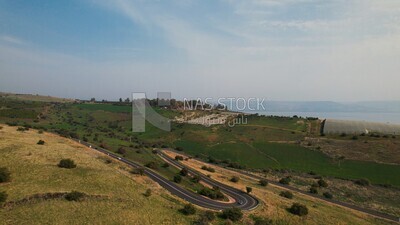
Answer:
[[0, 0, 399, 101]]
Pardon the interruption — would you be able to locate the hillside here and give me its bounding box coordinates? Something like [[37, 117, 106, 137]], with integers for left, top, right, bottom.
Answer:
[[0, 125, 191, 224]]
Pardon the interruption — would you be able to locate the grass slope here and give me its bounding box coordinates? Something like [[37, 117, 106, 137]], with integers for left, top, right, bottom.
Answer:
[[0, 125, 192, 225]]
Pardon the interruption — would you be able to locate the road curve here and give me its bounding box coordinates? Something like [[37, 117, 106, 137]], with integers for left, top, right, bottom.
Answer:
[[165, 149, 400, 223], [72, 139, 259, 211], [157, 151, 258, 210]]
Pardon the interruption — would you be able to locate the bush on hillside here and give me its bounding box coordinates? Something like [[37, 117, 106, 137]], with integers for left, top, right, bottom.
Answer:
[[317, 179, 328, 188], [37, 140, 45, 145], [0, 167, 11, 183], [117, 147, 126, 155], [279, 191, 293, 199], [0, 191, 7, 204], [230, 176, 240, 183], [288, 203, 308, 216], [323, 192, 333, 199], [309, 187, 318, 194], [65, 191, 85, 201], [180, 167, 189, 176], [130, 168, 145, 176], [354, 178, 370, 186], [221, 207, 243, 222], [199, 187, 224, 200], [181, 203, 196, 215], [279, 177, 291, 185], [174, 174, 182, 183], [259, 179, 269, 186], [145, 162, 157, 169], [175, 155, 184, 161], [58, 159, 76, 169], [201, 165, 215, 172], [144, 189, 152, 197]]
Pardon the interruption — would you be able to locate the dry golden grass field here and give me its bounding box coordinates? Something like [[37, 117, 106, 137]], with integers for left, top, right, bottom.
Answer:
[[0, 125, 192, 225]]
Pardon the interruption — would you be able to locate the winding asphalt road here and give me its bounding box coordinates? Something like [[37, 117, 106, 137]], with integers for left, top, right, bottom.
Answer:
[[166, 149, 400, 223], [72, 139, 258, 211]]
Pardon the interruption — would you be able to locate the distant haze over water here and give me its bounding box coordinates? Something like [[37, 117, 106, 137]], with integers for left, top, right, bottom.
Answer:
[[227, 101, 400, 125]]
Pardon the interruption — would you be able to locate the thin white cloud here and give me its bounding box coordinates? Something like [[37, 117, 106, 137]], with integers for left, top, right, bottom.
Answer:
[[0, 35, 27, 45]]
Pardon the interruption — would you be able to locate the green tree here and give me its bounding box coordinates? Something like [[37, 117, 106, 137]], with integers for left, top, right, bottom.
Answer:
[[246, 186, 252, 194]]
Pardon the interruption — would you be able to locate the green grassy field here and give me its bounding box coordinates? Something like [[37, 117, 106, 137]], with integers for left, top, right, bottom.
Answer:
[[1, 99, 399, 187], [175, 140, 400, 186]]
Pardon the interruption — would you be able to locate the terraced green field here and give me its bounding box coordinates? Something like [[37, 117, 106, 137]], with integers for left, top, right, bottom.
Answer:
[[175, 140, 400, 186]]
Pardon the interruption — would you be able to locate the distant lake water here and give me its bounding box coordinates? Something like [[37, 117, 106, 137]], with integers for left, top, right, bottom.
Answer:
[[243, 111, 400, 125]]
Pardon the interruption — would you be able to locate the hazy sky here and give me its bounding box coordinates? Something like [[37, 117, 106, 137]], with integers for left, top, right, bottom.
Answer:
[[0, 0, 399, 101]]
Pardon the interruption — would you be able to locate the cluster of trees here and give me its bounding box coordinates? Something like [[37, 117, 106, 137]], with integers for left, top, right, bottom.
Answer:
[[201, 165, 215, 173], [199, 186, 224, 200]]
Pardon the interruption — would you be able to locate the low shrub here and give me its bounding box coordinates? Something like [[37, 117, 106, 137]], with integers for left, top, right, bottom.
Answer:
[[58, 159, 76, 169], [192, 175, 201, 183], [259, 179, 268, 186], [230, 176, 240, 183], [145, 162, 157, 169], [199, 186, 224, 200], [279, 191, 293, 199], [37, 140, 45, 145], [279, 177, 291, 185], [130, 168, 145, 176], [175, 155, 184, 161], [317, 179, 328, 188], [181, 203, 196, 215], [174, 174, 182, 183], [323, 192, 333, 199], [309, 187, 318, 194], [221, 207, 243, 222], [144, 189, 152, 197], [288, 203, 308, 216], [0, 167, 11, 183], [201, 165, 215, 173], [162, 162, 170, 168], [354, 178, 370, 186], [117, 147, 126, 155], [65, 191, 85, 201], [180, 167, 189, 176], [246, 186, 252, 194], [254, 217, 273, 225], [0, 191, 7, 204]]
